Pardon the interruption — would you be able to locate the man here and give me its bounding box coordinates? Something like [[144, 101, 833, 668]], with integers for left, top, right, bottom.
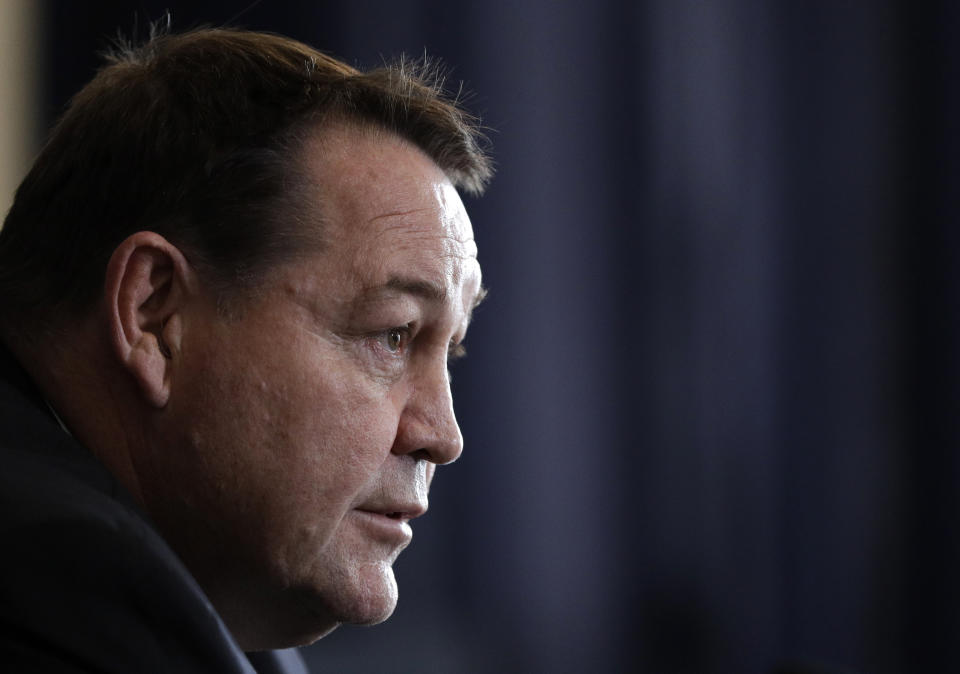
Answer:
[[0, 28, 491, 672]]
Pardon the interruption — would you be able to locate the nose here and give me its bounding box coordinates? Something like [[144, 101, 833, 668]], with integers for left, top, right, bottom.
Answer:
[[392, 355, 463, 465]]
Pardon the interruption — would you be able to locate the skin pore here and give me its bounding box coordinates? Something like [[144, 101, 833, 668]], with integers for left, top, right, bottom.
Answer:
[[116, 124, 485, 649]]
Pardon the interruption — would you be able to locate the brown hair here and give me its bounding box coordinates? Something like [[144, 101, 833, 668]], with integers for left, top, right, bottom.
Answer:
[[0, 28, 492, 331]]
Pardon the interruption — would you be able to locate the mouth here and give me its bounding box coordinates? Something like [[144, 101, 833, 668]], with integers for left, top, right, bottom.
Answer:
[[353, 496, 427, 543], [355, 507, 425, 523], [357, 500, 428, 522], [352, 507, 421, 544]]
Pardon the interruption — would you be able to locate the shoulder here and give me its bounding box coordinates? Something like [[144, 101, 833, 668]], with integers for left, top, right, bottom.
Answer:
[[0, 371, 254, 673]]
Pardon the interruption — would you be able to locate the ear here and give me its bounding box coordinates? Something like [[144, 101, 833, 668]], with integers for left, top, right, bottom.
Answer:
[[104, 232, 195, 408]]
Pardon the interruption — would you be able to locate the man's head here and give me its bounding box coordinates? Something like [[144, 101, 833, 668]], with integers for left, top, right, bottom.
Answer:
[[0, 27, 490, 330], [0, 29, 490, 649]]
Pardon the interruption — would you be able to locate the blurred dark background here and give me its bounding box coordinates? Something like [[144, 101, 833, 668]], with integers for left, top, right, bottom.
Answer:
[[8, 1, 959, 672]]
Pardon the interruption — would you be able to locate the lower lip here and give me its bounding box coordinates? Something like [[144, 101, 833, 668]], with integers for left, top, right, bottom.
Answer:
[[353, 510, 413, 544]]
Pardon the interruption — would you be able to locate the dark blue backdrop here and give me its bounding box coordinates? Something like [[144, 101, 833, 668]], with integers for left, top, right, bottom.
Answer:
[[37, 1, 960, 672]]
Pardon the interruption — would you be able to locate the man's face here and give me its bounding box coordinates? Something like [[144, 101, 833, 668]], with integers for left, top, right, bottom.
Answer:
[[139, 125, 482, 647]]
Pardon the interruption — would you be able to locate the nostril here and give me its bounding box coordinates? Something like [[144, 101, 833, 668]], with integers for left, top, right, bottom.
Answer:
[[409, 448, 433, 463]]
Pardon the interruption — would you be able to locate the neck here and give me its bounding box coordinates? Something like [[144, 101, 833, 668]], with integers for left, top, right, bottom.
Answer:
[[6, 318, 147, 505]]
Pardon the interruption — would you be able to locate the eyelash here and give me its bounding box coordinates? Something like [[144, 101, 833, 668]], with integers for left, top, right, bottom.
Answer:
[[448, 342, 467, 361], [372, 326, 467, 362]]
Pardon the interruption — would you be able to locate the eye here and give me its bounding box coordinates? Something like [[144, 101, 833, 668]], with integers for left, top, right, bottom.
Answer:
[[379, 327, 409, 354], [386, 328, 403, 352]]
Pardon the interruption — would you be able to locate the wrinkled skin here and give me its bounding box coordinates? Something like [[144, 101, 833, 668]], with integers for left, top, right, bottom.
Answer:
[[137, 125, 483, 649]]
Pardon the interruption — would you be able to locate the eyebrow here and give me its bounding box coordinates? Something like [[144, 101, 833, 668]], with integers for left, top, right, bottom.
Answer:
[[381, 276, 447, 303], [360, 276, 488, 315], [471, 285, 489, 312]]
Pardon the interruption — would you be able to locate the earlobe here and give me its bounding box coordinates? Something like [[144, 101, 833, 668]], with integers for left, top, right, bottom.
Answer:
[[104, 232, 192, 409]]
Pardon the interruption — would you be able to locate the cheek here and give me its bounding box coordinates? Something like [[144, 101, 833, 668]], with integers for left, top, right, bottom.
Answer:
[[309, 403, 402, 492], [269, 395, 406, 582], [169, 322, 405, 528], [265, 369, 403, 507]]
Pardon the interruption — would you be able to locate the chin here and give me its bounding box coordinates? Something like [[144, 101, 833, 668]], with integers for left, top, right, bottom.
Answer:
[[340, 561, 400, 625], [216, 548, 405, 650], [284, 560, 399, 634]]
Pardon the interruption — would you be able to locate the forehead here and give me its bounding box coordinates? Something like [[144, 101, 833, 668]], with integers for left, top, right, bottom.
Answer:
[[298, 124, 478, 288]]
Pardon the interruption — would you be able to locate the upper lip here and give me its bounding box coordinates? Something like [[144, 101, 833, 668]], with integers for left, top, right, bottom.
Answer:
[[357, 501, 428, 521]]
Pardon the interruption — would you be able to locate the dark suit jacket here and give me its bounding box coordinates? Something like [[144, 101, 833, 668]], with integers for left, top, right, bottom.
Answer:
[[0, 346, 308, 673]]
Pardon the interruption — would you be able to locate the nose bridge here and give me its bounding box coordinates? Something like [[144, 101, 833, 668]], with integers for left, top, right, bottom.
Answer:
[[404, 351, 463, 465]]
